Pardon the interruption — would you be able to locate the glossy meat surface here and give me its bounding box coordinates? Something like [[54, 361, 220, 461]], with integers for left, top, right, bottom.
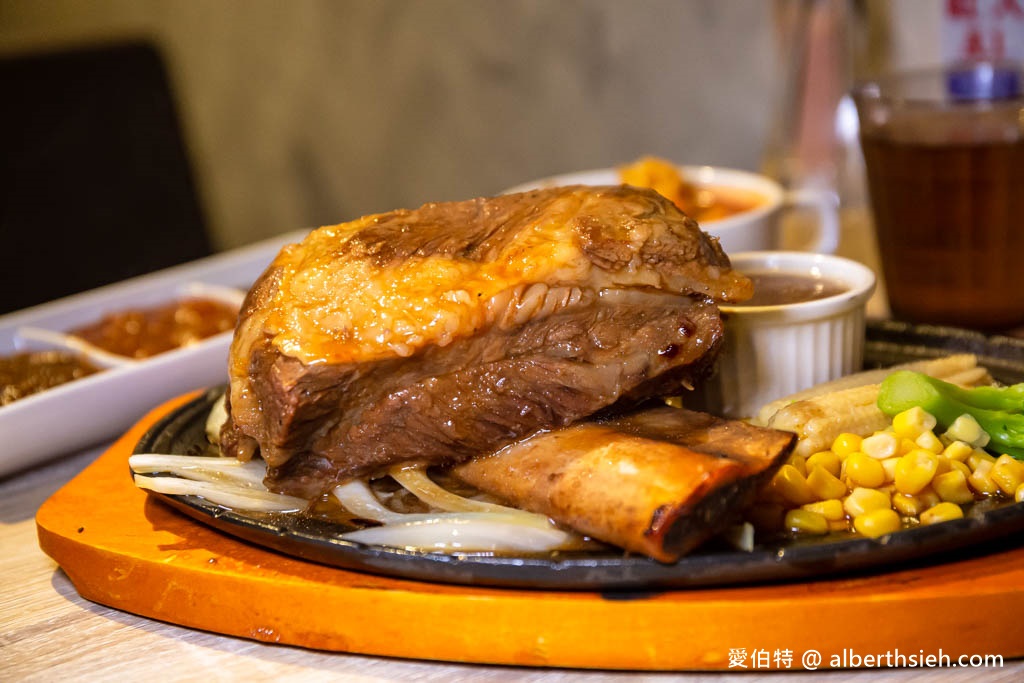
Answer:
[[223, 185, 751, 496]]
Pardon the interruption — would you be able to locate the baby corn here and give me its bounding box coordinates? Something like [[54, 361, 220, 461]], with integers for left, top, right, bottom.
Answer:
[[758, 354, 989, 459], [753, 353, 984, 428], [766, 383, 889, 459]]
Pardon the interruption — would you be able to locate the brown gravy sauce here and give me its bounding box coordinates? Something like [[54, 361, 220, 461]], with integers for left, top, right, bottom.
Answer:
[[737, 271, 846, 307], [69, 297, 238, 359], [0, 350, 100, 406], [1, 297, 239, 407]]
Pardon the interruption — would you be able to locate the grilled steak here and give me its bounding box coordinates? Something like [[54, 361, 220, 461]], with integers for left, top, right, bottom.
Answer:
[[223, 185, 752, 497]]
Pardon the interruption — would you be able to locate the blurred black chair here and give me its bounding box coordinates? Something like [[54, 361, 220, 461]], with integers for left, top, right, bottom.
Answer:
[[0, 41, 212, 315]]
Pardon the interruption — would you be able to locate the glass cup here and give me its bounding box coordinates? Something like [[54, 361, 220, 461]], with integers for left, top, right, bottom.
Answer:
[[852, 62, 1024, 331]]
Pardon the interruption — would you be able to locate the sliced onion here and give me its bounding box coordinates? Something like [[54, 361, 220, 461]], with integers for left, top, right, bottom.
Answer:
[[387, 464, 520, 514], [129, 453, 267, 488], [331, 480, 409, 524], [331, 474, 577, 552], [205, 393, 228, 444], [133, 454, 580, 553], [339, 513, 574, 553], [133, 474, 306, 512], [720, 522, 755, 552]]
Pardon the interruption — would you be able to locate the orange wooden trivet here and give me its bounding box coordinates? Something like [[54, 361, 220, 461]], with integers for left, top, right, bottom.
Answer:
[[36, 392, 1024, 671]]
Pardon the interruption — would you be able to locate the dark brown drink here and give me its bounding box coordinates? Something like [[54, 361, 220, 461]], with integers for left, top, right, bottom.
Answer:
[[861, 136, 1024, 329], [854, 62, 1024, 331]]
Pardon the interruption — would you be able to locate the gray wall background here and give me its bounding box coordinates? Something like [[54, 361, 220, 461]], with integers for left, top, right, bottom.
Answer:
[[0, 1, 930, 251]]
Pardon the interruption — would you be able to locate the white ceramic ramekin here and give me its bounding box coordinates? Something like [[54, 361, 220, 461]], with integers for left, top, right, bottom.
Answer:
[[698, 251, 877, 419]]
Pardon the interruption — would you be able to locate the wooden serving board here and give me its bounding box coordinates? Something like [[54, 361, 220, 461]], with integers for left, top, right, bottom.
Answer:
[[37, 393, 1024, 671]]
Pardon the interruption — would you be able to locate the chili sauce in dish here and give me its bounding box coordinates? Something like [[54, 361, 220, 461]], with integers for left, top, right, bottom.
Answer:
[[0, 350, 100, 406], [69, 297, 238, 359]]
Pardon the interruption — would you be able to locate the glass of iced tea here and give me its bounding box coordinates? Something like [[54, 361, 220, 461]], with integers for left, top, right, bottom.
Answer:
[[852, 62, 1024, 331]]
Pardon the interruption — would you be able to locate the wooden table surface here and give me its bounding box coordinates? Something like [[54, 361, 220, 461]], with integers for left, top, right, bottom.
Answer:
[[5, 445, 1021, 682], [4, 209, 1022, 681]]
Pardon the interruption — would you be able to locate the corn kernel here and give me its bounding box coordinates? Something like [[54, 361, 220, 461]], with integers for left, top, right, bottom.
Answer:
[[968, 460, 999, 496], [990, 454, 1024, 496], [949, 460, 972, 478], [806, 451, 842, 478], [967, 449, 996, 471], [861, 432, 899, 460], [846, 453, 887, 488], [844, 487, 891, 518], [881, 457, 899, 483], [892, 492, 926, 516], [802, 499, 845, 521], [806, 466, 849, 501], [899, 438, 920, 456], [891, 406, 937, 439], [915, 430, 944, 454], [916, 487, 941, 509], [772, 465, 816, 505], [787, 454, 807, 477], [785, 509, 829, 535], [831, 433, 863, 458], [995, 453, 1024, 469], [932, 470, 976, 505], [854, 508, 902, 538], [1016, 482, 1024, 503], [828, 519, 851, 532], [894, 450, 939, 495], [945, 414, 990, 448], [943, 440, 974, 463], [920, 502, 964, 525]]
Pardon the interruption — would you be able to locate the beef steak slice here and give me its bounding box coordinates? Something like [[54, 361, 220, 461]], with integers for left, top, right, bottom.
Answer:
[[223, 185, 751, 497]]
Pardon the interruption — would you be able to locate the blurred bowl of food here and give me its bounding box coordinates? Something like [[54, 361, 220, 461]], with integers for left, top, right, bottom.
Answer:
[[504, 156, 840, 255]]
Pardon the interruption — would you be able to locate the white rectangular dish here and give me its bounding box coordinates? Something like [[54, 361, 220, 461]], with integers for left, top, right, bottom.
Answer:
[[0, 229, 308, 477]]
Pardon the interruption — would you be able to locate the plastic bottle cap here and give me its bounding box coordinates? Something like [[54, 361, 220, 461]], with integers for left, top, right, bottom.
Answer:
[[946, 63, 1021, 101]]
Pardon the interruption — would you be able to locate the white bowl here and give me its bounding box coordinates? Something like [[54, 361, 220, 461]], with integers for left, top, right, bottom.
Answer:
[[0, 229, 309, 477], [698, 251, 877, 419], [503, 165, 839, 255]]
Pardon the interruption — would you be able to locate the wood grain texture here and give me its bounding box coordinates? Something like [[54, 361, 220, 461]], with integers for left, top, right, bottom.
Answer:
[[28, 392, 1024, 672]]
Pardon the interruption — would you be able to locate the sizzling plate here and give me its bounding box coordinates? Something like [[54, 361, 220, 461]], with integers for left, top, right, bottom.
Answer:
[[133, 321, 1024, 590]]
